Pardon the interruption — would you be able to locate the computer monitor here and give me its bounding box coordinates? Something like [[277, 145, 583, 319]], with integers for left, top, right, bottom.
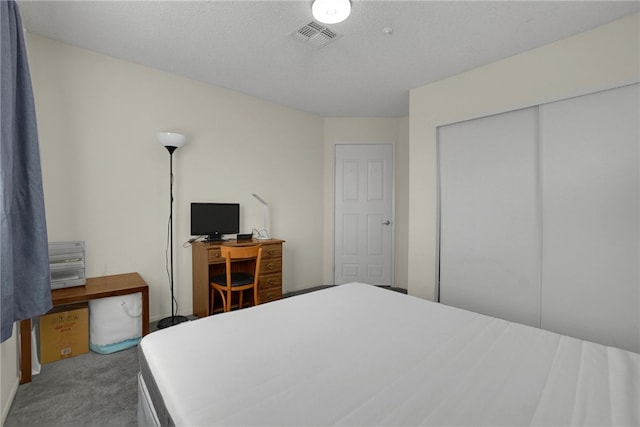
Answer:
[[190, 203, 240, 241]]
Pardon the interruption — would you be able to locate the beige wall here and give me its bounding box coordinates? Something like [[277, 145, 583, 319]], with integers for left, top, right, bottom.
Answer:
[[25, 33, 326, 319], [0, 327, 18, 424], [407, 14, 640, 300], [322, 117, 410, 288]]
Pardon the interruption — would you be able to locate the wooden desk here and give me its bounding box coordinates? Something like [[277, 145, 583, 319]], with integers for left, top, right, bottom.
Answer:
[[192, 239, 284, 318], [19, 272, 149, 384]]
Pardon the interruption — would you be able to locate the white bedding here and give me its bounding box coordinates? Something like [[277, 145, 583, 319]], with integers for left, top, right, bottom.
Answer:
[[139, 282, 640, 426]]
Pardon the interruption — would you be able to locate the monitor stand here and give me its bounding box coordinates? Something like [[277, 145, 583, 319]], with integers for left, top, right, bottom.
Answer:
[[204, 232, 222, 242]]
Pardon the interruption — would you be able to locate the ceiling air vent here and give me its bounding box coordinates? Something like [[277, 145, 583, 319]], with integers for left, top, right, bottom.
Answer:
[[291, 21, 340, 49]]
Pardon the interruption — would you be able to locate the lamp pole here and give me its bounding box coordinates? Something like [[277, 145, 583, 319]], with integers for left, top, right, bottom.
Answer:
[[157, 133, 189, 329]]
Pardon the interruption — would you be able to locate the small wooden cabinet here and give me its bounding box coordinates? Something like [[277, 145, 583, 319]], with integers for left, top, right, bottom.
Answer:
[[191, 239, 284, 318]]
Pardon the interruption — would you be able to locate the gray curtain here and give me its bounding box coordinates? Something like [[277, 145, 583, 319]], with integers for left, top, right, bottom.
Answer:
[[1, 0, 52, 343]]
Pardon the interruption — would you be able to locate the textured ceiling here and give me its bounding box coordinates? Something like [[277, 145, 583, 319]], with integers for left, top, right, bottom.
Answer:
[[17, 1, 640, 117]]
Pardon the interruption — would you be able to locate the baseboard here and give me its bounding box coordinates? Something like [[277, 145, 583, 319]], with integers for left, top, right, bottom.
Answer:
[[1, 375, 19, 425]]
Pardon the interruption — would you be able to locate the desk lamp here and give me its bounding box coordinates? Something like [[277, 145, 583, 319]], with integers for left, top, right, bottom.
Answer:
[[252, 193, 271, 240], [157, 132, 189, 329]]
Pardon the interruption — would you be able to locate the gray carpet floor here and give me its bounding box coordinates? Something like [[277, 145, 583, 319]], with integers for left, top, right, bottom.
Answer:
[[4, 285, 407, 426], [4, 345, 139, 426]]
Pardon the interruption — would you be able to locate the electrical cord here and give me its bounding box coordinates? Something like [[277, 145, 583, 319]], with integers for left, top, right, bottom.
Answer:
[[182, 235, 205, 248], [165, 214, 179, 316], [252, 228, 266, 239]]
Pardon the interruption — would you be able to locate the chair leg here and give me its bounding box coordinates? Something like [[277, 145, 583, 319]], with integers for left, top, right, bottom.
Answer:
[[209, 287, 214, 315], [217, 288, 227, 313], [226, 289, 232, 312]]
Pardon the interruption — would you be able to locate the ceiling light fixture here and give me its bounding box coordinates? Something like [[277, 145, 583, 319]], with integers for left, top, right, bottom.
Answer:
[[312, 0, 351, 24]]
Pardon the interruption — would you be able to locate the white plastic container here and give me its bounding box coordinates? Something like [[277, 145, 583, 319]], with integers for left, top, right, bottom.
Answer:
[[89, 292, 142, 354]]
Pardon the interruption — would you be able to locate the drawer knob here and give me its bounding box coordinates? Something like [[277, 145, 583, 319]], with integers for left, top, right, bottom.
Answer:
[[267, 250, 277, 256], [267, 263, 274, 270]]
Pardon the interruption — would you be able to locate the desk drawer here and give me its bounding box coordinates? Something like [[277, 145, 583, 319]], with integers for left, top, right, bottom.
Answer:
[[258, 288, 282, 304], [207, 249, 222, 263], [260, 258, 281, 274], [259, 273, 281, 291], [261, 244, 282, 259]]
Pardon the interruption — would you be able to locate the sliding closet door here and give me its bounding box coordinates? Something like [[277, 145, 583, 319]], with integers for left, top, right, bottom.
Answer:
[[541, 84, 639, 353], [438, 107, 541, 327]]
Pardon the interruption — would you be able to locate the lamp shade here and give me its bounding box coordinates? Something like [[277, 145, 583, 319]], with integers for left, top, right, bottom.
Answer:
[[252, 193, 268, 206], [156, 132, 186, 148], [312, 0, 351, 24]]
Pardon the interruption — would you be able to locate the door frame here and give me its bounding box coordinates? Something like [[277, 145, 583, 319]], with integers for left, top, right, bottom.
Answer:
[[333, 142, 396, 286]]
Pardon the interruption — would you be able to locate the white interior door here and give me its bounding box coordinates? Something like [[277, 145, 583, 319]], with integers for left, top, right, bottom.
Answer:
[[334, 144, 394, 286]]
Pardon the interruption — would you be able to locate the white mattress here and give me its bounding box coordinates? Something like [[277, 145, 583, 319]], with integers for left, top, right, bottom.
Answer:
[[139, 282, 640, 426]]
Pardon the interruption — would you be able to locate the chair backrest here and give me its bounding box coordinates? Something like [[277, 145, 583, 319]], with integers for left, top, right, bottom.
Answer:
[[220, 245, 263, 284]]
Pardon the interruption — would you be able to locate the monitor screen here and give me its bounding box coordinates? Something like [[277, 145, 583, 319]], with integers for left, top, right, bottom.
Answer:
[[190, 203, 240, 241]]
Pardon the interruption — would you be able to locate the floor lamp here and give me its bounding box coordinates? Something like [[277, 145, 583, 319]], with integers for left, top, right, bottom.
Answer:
[[157, 132, 189, 329]]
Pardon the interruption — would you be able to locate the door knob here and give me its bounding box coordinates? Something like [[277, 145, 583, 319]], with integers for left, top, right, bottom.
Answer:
[[383, 220, 391, 225]]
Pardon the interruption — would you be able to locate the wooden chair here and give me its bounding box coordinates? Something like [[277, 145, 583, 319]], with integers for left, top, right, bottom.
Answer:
[[210, 245, 262, 313]]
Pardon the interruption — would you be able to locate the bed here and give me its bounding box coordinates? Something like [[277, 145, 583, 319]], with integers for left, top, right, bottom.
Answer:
[[137, 282, 639, 426]]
